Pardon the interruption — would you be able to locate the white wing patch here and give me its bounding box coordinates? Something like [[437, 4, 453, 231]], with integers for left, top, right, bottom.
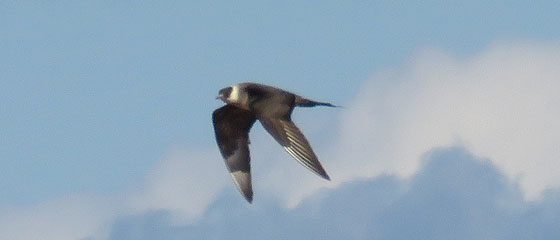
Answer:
[[231, 170, 250, 191], [230, 170, 252, 202]]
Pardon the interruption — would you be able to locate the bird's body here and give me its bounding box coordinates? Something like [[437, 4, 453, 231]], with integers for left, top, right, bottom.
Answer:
[[212, 82, 336, 202]]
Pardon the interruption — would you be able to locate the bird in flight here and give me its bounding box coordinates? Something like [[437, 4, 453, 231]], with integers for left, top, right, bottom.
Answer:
[[212, 82, 337, 203]]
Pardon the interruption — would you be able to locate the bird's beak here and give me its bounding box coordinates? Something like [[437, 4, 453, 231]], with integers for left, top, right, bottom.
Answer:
[[216, 93, 223, 100]]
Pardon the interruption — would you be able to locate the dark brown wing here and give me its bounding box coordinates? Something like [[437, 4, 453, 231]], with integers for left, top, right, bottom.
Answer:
[[259, 117, 330, 180], [212, 105, 257, 203]]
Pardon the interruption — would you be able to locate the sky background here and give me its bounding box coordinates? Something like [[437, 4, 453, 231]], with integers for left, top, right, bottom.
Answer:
[[1, 1, 560, 239]]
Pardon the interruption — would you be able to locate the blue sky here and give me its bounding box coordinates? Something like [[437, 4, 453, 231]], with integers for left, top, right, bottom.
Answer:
[[1, 1, 560, 239]]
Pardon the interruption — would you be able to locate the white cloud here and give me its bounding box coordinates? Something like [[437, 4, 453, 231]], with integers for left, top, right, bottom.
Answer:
[[0, 194, 119, 240], [0, 146, 228, 240], [333, 41, 560, 201], [128, 146, 228, 224]]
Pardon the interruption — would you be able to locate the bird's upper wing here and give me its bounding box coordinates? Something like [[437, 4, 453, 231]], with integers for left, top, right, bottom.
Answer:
[[259, 117, 330, 180], [212, 105, 257, 202]]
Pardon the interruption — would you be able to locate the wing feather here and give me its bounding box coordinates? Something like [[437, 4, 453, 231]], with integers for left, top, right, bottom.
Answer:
[[260, 118, 330, 180], [212, 105, 257, 202]]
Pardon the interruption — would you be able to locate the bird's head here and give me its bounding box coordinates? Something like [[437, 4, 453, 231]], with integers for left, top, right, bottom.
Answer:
[[216, 86, 232, 103], [216, 85, 241, 104]]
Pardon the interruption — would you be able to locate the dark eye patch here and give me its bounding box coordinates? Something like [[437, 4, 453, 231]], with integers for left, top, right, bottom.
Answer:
[[219, 87, 233, 98]]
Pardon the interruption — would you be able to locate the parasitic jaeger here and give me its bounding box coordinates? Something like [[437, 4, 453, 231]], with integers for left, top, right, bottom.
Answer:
[[212, 82, 337, 203]]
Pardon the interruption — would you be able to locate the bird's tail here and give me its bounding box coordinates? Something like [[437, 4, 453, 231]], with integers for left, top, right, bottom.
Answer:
[[295, 96, 339, 108]]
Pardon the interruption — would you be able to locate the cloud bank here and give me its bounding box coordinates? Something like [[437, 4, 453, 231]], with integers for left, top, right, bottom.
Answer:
[[107, 148, 560, 240], [0, 147, 227, 240], [127, 147, 228, 224], [2, 41, 560, 239], [0, 194, 118, 240], [332, 41, 560, 201]]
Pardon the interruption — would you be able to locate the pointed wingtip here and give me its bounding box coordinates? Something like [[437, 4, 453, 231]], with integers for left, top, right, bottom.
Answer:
[[240, 188, 253, 204], [230, 171, 253, 204], [311, 165, 331, 181], [243, 189, 253, 203], [320, 171, 331, 181], [243, 193, 253, 203], [238, 185, 253, 203]]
